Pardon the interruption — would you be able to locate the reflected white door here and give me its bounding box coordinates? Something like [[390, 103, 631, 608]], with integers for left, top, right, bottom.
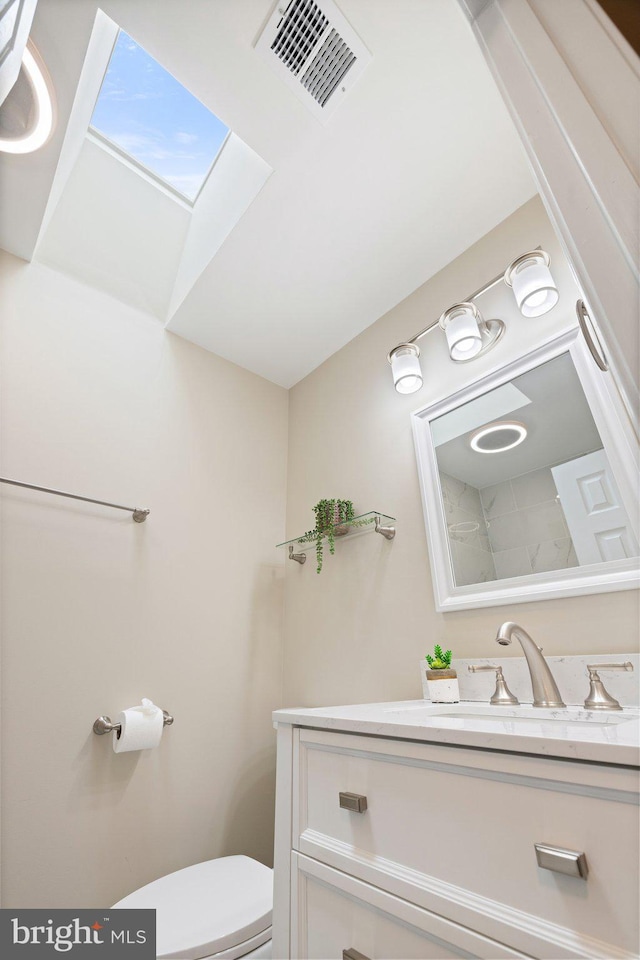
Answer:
[[552, 450, 639, 565]]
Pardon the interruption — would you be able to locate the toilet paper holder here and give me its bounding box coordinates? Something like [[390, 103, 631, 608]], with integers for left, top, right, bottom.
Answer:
[[93, 709, 174, 737]]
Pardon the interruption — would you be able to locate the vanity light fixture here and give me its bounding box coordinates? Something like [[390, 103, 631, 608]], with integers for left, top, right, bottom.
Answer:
[[388, 343, 423, 394], [0, 41, 55, 155], [387, 246, 557, 394], [439, 303, 504, 363], [469, 421, 528, 454], [440, 303, 482, 360], [504, 250, 559, 318]]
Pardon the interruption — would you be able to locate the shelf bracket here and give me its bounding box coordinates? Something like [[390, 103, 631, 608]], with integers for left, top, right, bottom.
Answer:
[[374, 515, 396, 540], [288, 544, 307, 564]]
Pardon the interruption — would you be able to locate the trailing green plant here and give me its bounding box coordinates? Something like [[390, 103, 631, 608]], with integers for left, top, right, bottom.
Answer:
[[305, 499, 355, 573], [425, 644, 452, 670]]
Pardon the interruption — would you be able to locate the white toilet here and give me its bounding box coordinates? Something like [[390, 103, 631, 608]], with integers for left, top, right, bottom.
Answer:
[[112, 855, 273, 959]]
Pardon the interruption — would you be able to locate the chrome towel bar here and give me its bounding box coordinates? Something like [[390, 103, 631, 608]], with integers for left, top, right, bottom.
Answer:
[[0, 477, 149, 522]]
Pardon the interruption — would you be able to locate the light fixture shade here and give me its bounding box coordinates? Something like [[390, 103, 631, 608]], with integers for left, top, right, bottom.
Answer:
[[388, 343, 422, 394], [504, 251, 558, 318], [440, 303, 482, 361]]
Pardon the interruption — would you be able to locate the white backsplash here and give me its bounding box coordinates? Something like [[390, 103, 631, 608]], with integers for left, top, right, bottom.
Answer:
[[420, 654, 639, 707]]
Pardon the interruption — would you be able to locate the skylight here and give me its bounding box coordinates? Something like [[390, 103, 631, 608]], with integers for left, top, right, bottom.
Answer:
[[90, 30, 230, 202]]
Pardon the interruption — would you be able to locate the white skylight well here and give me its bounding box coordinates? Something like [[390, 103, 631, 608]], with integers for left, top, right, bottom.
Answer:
[[37, 9, 272, 326], [89, 30, 230, 202]]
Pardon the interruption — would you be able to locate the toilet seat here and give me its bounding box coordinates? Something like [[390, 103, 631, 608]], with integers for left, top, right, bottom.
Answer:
[[200, 927, 272, 959], [112, 855, 273, 960]]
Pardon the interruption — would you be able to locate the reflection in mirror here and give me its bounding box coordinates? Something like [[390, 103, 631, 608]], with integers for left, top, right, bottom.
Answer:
[[432, 353, 639, 587]]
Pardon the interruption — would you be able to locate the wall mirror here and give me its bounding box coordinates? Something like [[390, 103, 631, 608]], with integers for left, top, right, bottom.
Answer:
[[412, 329, 639, 610]]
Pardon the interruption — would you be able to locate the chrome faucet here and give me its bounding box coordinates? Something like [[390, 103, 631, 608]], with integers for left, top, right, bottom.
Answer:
[[495, 622, 565, 708]]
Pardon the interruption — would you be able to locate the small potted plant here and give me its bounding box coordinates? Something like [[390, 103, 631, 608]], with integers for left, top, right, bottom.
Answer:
[[306, 498, 355, 573], [424, 645, 459, 703]]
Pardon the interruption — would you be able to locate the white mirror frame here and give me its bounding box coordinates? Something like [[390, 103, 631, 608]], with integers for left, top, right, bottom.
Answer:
[[411, 328, 640, 611]]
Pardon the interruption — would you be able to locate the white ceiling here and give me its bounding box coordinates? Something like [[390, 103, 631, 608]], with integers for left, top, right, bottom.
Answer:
[[0, 0, 537, 387]]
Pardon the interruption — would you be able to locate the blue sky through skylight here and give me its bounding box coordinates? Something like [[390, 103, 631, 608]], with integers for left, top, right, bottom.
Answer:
[[90, 31, 230, 202]]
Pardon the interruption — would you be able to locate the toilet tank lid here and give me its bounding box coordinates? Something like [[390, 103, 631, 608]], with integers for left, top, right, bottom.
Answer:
[[112, 855, 273, 960]]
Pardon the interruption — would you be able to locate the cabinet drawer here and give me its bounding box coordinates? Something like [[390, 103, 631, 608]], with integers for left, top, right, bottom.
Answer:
[[295, 729, 640, 958], [293, 852, 528, 960]]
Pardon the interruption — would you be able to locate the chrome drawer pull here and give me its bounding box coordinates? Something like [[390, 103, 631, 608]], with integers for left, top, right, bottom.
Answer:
[[343, 950, 370, 960], [535, 843, 589, 879], [339, 791, 368, 813]]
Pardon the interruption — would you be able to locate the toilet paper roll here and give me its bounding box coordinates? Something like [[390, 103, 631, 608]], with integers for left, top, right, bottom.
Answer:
[[113, 698, 164, 753]]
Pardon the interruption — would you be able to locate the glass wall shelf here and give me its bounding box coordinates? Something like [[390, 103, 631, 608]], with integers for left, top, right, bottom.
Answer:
[[277, 512, 396, 561]]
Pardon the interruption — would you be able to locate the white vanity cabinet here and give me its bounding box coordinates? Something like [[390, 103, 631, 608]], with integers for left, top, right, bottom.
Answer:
[[272, 712, 640, 960], [293, 853, 528, 960]]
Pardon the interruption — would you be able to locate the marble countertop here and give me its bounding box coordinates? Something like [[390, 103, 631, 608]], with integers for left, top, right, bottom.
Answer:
[[273, 700, 640, 766]]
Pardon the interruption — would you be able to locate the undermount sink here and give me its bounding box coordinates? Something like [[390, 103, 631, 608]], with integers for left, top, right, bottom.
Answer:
[[382, 702, 638, 726]]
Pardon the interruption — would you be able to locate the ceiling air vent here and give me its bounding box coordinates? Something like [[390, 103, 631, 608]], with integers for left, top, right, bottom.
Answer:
[[256, 0, 371, 122]]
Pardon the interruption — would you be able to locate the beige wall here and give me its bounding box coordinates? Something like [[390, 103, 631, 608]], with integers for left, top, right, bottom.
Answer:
[[1, 193, 638, 910], [283, 196, 639, 708], [0, 252, 288, 907]]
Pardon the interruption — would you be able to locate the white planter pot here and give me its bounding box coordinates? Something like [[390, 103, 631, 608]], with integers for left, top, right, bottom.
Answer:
[[425, 669, 460, 703]]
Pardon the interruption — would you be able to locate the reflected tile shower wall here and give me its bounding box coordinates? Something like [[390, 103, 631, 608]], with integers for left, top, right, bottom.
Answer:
[[441, 467, 579, 586], [440, 473, 496, 586], [480, 465, 578, 578]]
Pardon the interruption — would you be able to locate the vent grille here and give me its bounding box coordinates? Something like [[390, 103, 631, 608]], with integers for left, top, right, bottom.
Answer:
[[256, 0, 371, 121], [271, 0, 328, 77], [301, 28, 356, 107]]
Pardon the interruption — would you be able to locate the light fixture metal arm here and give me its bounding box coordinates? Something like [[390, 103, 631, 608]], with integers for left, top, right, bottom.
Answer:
[[390, 244, 544, 352], [398, 271, 504, 351]]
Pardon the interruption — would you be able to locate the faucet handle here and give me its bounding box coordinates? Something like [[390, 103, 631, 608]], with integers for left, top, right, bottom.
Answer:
[[584, 662, 633, 711], [587, 662, 633, 673], [468, 664, 519, 706]]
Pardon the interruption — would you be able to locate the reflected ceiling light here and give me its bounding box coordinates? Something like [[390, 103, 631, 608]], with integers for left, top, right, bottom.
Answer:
[[504, 250, 558, 318], [0, 42, 55, 155], [388, 343, 422, 394], [470, 421, 528, 453]]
